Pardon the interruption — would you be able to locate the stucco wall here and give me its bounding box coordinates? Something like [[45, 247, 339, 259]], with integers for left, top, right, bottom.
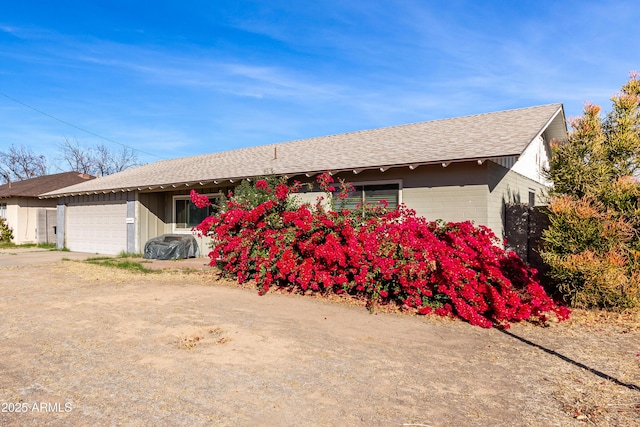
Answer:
[[3, 200, 19, 242], [402, 163, 488, 225], [331, 161, 548, 241], [293, 190, 327, 208], [486, 161, 549, 240], [403, 185, 488, 225], [332, 163, 490, 227], [53, 159, 549, 255], [4, 197, 57, 244]]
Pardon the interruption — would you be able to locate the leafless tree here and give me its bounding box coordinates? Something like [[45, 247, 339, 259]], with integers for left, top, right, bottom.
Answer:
[[58, 137, 95, 175], [94, 143, 138, 176], [58, 138, 139, 177], [0, 144, 48, 183]]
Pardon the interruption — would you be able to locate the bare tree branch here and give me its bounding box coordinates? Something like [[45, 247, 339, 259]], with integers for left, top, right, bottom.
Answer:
[[0, 139, 140, 184], [58, 138, 139, 177], [0, 145, 48, 183], [58, 137, 95, 175], [109, 144, 138, 174]]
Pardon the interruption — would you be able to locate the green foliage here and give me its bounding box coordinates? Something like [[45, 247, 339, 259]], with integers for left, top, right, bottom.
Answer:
[[230, 176, 276, 208], [116, 251, 144, 258], [38, 243, 57, 250], [547, 104, 610, 199], [0, 217, 13, 242], [85, 256, 156, 273], [542, 197, 632, 256], [541, 196, 639, 308], [603, 76, 640, 177], [230, 175, 303, 211], [542, 73, 640, 309], [201, 175, 568, 328]]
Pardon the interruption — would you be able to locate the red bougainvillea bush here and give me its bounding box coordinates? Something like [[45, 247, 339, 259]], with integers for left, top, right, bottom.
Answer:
[[192, 174, 569, 328]]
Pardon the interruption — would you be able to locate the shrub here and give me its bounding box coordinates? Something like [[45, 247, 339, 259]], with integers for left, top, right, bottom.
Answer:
[[541, 195, 639, 308], [0, 217, 13, 242], [227, 175, 301, 211], [194, 174, 569, 328], [543, 73, 640, 309]]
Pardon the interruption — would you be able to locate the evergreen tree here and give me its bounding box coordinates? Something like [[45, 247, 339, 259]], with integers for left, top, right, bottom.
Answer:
[[542, 73, 640, 309]]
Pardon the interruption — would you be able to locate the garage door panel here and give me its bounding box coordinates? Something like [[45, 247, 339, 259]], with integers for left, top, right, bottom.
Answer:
[[66, 202, 127, 255]]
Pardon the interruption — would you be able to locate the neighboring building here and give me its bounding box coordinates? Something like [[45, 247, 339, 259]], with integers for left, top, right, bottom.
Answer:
[[41, 104, 567, 255], [0, 172, 94, 244]]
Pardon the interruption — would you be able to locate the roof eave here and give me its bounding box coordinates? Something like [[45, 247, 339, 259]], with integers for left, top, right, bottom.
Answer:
[[39, 155, 521, 198]]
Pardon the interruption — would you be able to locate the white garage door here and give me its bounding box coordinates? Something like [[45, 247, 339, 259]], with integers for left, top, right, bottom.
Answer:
[[66, 201, 127, 255]]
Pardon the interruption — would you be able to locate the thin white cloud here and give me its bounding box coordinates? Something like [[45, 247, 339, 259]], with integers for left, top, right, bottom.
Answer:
[[0, 24, 58, 40], [0, 25, 18, 34], [22, 32, 346, 103], [1, 1, 639, 164]]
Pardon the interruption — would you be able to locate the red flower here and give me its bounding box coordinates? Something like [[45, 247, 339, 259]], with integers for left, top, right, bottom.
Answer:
[[204, 178, 569, 328], [316, 172, 335, 192], [275, 183, 289, 201], [190, 189, 211, 208], [418, 306, 432, 315], [193, 216, 215, 237], [255, 179, 269, 190]]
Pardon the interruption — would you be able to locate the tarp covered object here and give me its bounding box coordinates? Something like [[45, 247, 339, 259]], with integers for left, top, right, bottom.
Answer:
[[143, 234, 200, 260]]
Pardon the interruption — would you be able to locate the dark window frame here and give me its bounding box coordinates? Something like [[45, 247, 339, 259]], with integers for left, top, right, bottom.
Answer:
[[173, 193, 221, 230], [332, 180, 401, 212]]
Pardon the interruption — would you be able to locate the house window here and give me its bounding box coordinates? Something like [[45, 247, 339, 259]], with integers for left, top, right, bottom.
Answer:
[[528, 189, 536, 207], [173, 194, 221, 230], [334, 181, 401, 211], [0, 202, 6, 219]]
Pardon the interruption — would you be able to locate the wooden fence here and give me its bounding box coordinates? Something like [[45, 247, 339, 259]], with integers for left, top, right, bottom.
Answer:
[[504, 204, 550, 278]]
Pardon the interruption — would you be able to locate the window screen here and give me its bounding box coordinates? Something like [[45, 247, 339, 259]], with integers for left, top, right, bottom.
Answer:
[[364, 184, 399, 207], [337, 186, 363, 211], [175, 196, 220, 229], [334, 183, 399, 211]]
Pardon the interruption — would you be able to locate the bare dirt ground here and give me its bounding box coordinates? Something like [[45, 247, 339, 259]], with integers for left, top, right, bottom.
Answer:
[[0, 259, 638, 427]]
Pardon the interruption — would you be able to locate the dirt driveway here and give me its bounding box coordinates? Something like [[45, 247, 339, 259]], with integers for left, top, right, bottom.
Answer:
[[0, 259, 638, 426], [0, 248, 96, 267]]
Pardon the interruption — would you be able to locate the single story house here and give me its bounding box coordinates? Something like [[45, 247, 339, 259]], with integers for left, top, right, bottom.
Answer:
[[0, 172, 94, 244], [41, 104, 567, 255]]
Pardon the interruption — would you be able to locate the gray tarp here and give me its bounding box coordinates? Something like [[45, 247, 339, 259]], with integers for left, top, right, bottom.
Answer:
[[143, 234, 200, 260]]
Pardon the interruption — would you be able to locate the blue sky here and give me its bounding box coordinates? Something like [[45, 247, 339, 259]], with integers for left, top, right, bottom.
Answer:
[[1, 0, 639, 168]]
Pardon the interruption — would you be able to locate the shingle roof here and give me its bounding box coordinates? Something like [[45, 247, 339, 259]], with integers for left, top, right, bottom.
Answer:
[[42, 103, 566, 197], [0, 172, 95, 198]]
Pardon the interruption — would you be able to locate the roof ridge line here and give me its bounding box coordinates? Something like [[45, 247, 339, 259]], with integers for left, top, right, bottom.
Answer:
[[172, 103, 563, 161]]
